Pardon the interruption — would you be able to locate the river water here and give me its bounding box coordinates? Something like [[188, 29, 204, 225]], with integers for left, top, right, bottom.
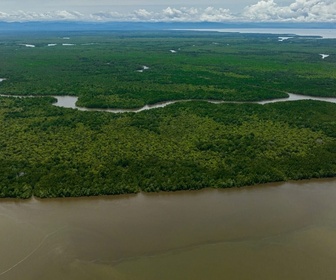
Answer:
[[0, 179, 336, 280], [1, 92, 336, 113], [184, 28, 336, 39], [52, 93, 336, 113]]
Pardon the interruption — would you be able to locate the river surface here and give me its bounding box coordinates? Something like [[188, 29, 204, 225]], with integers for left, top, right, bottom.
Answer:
[[0, 179, 336, 280], [183, 28, 336, 39], [1, 92, 336, 113], [52, 93, 336, 113]]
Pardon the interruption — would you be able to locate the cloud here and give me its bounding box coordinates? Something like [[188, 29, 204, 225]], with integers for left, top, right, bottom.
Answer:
[[89, 11, 123, 21], [133, 9, 153, 20], [90, 7, 236, 22], [200, 7, 235, 21], [0, 1, 335, 22], [243, 0, 336, 22], [0, 10, 84, 21]]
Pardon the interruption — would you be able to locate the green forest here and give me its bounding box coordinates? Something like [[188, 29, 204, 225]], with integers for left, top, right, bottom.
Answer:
[[0, 31, 335, 198]]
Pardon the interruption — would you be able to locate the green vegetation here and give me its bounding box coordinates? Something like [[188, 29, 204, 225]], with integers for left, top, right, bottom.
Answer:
[[0, 31, 335, 108], [1, 97, 335, 198], [0, 31, 335, 198]]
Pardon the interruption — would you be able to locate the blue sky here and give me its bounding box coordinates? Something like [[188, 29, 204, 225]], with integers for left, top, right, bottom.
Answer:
[[0, 0, 335, 22]]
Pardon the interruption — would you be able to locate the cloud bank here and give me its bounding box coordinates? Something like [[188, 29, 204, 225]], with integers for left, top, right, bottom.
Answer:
[[0, 0, 335, 22], [243, 0, 336, 22]]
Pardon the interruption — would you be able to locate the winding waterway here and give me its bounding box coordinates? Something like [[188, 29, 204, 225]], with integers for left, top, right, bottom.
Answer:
[[1, 179, 336, 280], [52, 93, 336, 112], [2, 93, 336, 113], [1, 76, 336, 112]]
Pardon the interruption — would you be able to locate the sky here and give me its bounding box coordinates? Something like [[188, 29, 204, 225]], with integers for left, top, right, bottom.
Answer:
[[0, 0, 335, 22]]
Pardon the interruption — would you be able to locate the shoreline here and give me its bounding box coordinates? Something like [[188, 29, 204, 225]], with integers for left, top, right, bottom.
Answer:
[[1, 176, 336, 201]]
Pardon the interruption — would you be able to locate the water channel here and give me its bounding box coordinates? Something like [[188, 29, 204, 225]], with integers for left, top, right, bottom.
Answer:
[[52, 92, 336, 112], [2, 92, 336, 113], [0, 179, 336, 280], [1, 76, 336, 112]]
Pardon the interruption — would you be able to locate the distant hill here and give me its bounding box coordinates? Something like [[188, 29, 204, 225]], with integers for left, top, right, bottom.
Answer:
[[0, 21, 335, 32]]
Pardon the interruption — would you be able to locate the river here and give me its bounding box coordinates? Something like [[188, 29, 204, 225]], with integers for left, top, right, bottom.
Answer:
[[0, 179, 336, 279], [2, 92, 336, 113], [52, 93, 336, 113], [182, 28, 336, 39]]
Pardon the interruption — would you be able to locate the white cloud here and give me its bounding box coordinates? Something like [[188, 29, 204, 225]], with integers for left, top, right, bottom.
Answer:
[[243, 0, 336, 22], [89, 11, 123, 21], [90, 7, 236, 22], [133, 9, 153, 20], [160, 7, 199, 21], [0, 10, 84, 21], [0, 11, 9, 18], [200, 7, 235, 21], [0, 1, 335, 22]]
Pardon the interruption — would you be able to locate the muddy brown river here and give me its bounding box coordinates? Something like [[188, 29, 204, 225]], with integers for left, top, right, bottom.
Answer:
[[1, 179, 336, 280]]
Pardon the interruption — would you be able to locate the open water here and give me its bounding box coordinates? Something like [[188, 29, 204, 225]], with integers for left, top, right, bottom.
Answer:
[[1, 179, 336, 279]]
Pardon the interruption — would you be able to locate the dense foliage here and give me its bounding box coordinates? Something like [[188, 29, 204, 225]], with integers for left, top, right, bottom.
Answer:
[[0, 96, 335, 198], [0, 31, 335, 109], [0, 31, 335, 198]]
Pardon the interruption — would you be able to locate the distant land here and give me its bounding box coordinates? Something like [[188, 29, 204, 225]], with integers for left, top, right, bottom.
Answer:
[[0, 21, 335, 32]]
